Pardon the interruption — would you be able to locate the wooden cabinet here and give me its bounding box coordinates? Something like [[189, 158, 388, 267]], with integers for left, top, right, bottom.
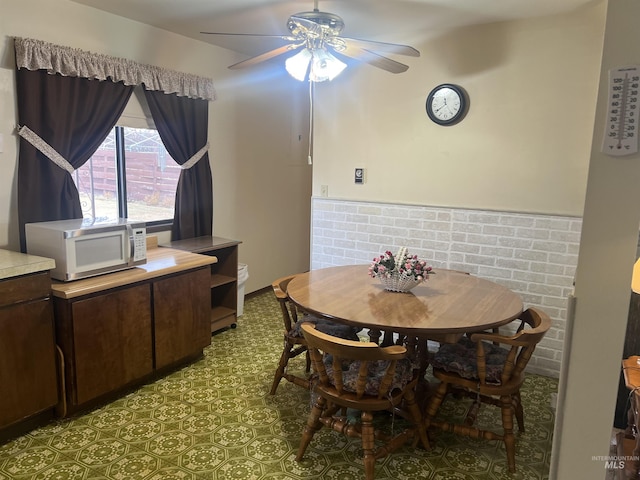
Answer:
[[163, 236, 241, 333], [55, 284, 153, 407], [0, 272, 58, 439], [153, 268, 210, 369], [52, 250, 214, 416]]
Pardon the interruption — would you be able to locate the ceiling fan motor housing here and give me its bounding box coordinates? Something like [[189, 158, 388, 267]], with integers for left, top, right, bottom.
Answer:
[[287, 11, 345, 37]]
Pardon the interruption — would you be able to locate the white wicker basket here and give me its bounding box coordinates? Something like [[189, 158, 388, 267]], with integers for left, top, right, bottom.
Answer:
[[378, 273, 421, 292]]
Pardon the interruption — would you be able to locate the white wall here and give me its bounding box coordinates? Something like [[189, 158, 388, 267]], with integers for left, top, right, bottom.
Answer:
[[552, 0, 640, 478], [312, 3, 605, 216], [0, 0, 313, 293], [230, 70, 312, 284]]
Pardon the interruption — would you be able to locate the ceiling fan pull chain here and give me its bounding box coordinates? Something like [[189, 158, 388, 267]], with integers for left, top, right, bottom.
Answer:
[[308, 80, 314, 165]]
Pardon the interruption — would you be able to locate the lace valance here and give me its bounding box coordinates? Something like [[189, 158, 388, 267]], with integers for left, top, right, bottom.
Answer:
[[14, 37, 216, 101]]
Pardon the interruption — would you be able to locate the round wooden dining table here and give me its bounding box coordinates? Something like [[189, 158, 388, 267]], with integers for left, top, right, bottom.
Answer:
[[287, 265, 524, 344]]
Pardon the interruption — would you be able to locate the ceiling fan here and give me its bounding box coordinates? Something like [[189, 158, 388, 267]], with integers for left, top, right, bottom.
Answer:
[[201, 0, 420, 82]]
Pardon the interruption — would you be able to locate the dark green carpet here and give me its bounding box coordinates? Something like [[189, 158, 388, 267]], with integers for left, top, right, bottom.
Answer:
[[0, 291, 557, 479]]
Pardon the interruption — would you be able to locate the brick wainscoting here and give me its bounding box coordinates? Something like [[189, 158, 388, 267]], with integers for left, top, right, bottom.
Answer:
[[311, 198, 583, 378]]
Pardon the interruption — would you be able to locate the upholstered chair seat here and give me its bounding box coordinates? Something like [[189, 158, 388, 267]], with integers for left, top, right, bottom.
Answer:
[[290, 315, 359, 340], [431, 336, 510, 385], [323, 355, 415, 397]]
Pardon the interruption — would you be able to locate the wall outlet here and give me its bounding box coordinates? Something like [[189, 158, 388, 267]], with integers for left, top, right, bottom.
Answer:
[[320, 185, 329, 197]]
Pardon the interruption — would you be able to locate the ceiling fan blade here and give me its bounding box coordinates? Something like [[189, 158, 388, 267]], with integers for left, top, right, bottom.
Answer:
[[338, 45, 410, 74], [228, 43, 303, 70], [342, 37, 420, 57]]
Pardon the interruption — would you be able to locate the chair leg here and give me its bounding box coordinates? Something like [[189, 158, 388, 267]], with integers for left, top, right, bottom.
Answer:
[[296, 395, 326, 462], [270, 343, 293, 395], [513, 391, 525, 432], [500, 394, 517, 473], [360, 411, 376, 480]]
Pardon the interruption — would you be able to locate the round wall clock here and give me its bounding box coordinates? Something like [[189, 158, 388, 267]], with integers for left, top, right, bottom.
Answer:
[[426, 84, 469, 126]]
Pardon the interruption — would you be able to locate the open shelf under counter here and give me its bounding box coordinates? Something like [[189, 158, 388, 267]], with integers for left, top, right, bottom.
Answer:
[[211, 273, 236, 288], [160, 236, 242, 333]]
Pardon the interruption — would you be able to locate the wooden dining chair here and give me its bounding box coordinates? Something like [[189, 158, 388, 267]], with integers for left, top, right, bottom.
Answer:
[[269, 275, 360, 395], [423, 307, 551, 473], [296, 322, 430, 480]]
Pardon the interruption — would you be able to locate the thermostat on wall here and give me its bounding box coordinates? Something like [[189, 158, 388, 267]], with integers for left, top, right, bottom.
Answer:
[[355, 168, 365, 184]]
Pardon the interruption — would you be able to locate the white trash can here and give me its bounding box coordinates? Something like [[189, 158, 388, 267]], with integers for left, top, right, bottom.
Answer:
[[237, 263, 249, 316]]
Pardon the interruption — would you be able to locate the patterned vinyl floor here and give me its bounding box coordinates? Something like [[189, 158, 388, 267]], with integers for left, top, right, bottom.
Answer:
[[0, 291, 557, 479]]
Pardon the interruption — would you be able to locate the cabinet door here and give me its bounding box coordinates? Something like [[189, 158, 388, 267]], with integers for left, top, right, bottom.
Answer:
[[154, 267, 211, 369], [0, 299, 58, 427], [71, 285, 153, 405]]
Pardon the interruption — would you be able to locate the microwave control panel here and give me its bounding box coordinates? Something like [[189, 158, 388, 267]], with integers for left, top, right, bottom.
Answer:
[[132, 228, 147, 262]]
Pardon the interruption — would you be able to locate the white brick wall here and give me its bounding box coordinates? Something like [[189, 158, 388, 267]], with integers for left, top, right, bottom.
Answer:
[[311, 198, 582, 378]]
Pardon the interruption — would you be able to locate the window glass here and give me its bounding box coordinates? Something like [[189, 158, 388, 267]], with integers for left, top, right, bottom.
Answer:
[[74, 130, 118, 222], [73, 127, 179, 223], [124, 128, 180, 222]]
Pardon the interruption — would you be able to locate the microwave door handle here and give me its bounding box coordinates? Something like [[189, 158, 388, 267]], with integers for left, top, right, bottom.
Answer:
[[127, 225, 135, 266]]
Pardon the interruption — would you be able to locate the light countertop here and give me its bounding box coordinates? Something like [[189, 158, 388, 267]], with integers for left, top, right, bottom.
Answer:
[[0, 249, 55, 280], [50, 246, 217, 299]]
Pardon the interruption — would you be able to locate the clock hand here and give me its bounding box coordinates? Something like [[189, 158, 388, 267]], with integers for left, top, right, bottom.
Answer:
[[435, 105, 448, 114]]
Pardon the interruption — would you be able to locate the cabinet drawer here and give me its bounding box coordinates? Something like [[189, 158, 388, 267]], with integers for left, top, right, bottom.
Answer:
[[0, 272, 50, 307]]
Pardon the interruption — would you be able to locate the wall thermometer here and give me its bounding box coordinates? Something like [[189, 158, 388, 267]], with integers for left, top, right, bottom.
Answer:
[[602, 65, 640, 156]]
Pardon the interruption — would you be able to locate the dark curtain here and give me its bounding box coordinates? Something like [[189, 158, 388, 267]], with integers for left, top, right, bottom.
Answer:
[[16, 68, 133, 251], [144, 89, 212, 240]]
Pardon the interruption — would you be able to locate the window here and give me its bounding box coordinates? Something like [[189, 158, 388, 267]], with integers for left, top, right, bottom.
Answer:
[[73, 126, 180, 224], [72, 87, 180, 225]]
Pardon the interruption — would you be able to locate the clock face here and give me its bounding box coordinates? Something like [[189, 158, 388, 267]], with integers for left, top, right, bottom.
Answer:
[[426, 84, 468, 126]]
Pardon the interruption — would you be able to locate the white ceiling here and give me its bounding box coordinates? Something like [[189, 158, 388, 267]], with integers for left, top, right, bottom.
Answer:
[[70, 0, 596, 57]]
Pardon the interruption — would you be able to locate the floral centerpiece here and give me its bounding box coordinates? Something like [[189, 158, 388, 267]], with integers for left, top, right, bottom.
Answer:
[[368, 247, 433, 292]]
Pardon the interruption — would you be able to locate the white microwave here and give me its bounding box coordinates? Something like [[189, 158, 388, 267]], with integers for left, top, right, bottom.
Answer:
[[25, 218, 147, 281]]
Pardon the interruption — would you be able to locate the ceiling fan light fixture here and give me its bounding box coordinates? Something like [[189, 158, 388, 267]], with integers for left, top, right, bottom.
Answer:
[[285, 48, 312, 81], [309, 48, 346, 82], [286, 47, 346, 82]]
